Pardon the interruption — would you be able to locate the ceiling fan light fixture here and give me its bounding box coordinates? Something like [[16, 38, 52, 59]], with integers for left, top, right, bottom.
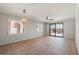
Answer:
[[21, 16, 27, 22], [21, 9, 28, 22]]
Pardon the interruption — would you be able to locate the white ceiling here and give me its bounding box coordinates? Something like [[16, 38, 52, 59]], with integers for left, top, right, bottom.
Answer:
[[0, 3, 76, 22]]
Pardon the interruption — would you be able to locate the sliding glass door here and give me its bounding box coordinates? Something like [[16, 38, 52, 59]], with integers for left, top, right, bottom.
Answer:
[[49, 23, 56, 36], [49, 23, 63, 37]]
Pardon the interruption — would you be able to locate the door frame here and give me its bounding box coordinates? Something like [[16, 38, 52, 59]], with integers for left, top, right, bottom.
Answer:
[[49, 22, 64, 38]]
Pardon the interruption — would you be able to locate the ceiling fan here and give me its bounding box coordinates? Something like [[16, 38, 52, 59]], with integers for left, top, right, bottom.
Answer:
[[21, 9, 28, 22], [46, 17, 54, 21]]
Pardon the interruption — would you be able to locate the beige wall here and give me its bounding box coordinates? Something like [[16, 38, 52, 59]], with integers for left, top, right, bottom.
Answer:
[[64, 18, 75, 40], [76, 4, 79, 54], [0, 13, 46, 45]]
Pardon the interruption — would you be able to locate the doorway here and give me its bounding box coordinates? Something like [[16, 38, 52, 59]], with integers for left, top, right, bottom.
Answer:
[[49, 23, 63, 37]]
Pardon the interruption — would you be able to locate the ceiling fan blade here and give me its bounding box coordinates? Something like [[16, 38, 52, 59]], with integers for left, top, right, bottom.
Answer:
[[49, 19, 54, 20]]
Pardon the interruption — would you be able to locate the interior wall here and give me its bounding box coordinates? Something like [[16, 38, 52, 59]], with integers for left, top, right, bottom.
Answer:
[[45, 23, 49, 36], [0, 13, 46, 45], [64, 18, 75, 40], [76, 4, 79, 54]]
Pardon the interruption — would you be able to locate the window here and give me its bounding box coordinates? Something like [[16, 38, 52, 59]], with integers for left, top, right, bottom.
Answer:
[[8, 20, 24, 34], [36, 23, 43, 32]]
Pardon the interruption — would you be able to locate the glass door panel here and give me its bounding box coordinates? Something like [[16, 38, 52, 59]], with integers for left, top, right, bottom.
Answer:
[[56, 23, 63, 37], [49, 24, 56, 36]]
